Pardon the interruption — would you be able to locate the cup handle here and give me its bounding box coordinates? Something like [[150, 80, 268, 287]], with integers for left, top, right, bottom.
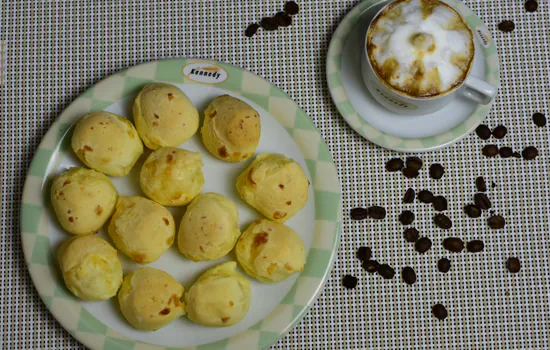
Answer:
[[460, 76, 497, 105]]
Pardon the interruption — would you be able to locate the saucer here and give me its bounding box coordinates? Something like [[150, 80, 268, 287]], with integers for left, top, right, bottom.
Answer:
[[326, 0, 500, 152]]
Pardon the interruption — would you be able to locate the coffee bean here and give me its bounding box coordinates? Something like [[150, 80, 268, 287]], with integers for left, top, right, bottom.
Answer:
[[443, 237, 464, 252], [464, 204, 481, 218], [491, 181, 497, 188], [386, 158, 404, 172], [415, 237, 432, 254], [438, 258, 451, 273], [506, 257, 521, 273], [350, 207, 368, 220], [467, 240, 484, 252], [402, 267, 417, 285], [418, 190, 434, 203], [476, 176, 487, 192], [356, 246, 372, 262], [522, 146, 538, 160], [499, 147, 513, 158], [533, 112, 546, 127], [403, 227, 419, 243], [399, 210, 415, 225], [362, 260, 379, 273], [402, 167, 419, 178], [474, 193, 491, 210], [285, 1, 299, 15], [475, 124, 492, 140], [245, 23, 260, 37], [488, 215, 505, 229], [498, 20, 515, 32], [367, 206, 386, 219], [403, 188, 415, 203], [274, 12, 292, 27], [432, 304, 448, 320], [406, 157, 423, 170], [429, 163, 444, 179], [525, 0, 538, 12], [260, 17, 278, 31], [492, 125, 507, 139], [342, 275, 357, 289], [432, 196, 448, 212], [512, 152, 521, 158], [378, 264, 395, 279], [434, 214, 452, 229], [482, 145, 499, 157]]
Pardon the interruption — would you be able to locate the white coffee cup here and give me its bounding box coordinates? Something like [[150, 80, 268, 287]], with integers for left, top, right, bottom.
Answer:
[[360, 0, 497, 115]]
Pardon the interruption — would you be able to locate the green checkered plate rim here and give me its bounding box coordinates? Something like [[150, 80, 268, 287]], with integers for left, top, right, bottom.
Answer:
[[20, 58, 342, 350], [326, 0, 501, 152]]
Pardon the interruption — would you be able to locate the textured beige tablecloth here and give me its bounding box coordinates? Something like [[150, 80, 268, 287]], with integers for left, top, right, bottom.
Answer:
[[1, 1, 549, 349]]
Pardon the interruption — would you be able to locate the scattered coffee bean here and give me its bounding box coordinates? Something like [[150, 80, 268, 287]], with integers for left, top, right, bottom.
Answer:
[[474, 193, 491, 210], [429, 163, 445, 179], [476, 176, 487, 192], [432, 196, 448, 212], [491, 181, 497, 188], [522, 146, 538, 160], [512, 152, 521, 158], [415, 237, 432, 254], [362, 260, 379, 273], [482, 145, 499, 157], [464, 204, 481, 218], [406, 157, 423, 170], [525, 0, 538, 12], [488, 215, 505, 229], [532, 112, 547, 127], [367, 206, 386, 219], [498, 20, 515, 32], [418, 190, 434, 203], [403, 227, 419, 243], [350, 207, 368, 220], [492, 125, 507, 139], [378, 264, 396, 279], [403, 188, 415, 203], [438, 258, 451, 273], [386, 158, 404, 172], [506, 257, 521, 273], [260, 17, 278, 31], [274, 11, 292, 27], [475, 124, 492, 140], [342, 275, 358, 289], [402, 167, 419, 179], [443, 237, 465, 252], [434, 214, 452, 229], [285, 1, 299, 15], [399, 210, 415, 225], [467, 240, 484, 253], [245, 23, 260, 37], [402, 267, 417, 285], [356, 246, 372, 262], [499, 146, 513, 158], [432, 304, 448, 320]]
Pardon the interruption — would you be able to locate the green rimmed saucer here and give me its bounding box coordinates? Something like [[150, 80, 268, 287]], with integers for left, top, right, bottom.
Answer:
[[327, 0, 500, 152]]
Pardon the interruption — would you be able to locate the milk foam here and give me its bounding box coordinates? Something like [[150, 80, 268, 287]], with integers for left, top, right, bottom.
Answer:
[[368, 0, 473, 97]]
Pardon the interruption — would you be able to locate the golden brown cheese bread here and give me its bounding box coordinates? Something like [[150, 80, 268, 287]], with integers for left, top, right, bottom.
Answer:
[[71, 111, 143, 176], [201, 95, 260, 162], [236, 219, 306, 283], [51, 167, 118, 235], [185, 262, 251, 326], [133, 83, 199, 150], [57, 235, 123, 301]]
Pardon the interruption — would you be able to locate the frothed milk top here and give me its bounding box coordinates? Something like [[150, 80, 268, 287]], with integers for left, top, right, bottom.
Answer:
[[367, 0, 474, 98]]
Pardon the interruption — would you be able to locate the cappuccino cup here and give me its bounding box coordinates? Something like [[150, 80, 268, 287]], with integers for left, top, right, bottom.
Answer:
[[361, 0, 497, 115]]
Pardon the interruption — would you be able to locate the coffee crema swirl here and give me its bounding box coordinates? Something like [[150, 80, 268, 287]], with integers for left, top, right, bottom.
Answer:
[[367, 0, 474, 98]]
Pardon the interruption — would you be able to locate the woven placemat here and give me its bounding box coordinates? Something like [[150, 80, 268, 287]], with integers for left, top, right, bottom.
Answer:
[[1, 1, 549, 349]]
